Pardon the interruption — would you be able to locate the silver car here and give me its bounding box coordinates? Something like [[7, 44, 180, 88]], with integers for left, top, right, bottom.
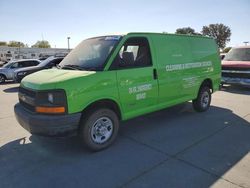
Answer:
[[0, 59, 41, 84]]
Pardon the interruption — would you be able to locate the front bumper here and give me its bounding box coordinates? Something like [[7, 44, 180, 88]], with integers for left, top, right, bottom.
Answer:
[[14, 103, 81, 137], [221, 77, 250, 86]]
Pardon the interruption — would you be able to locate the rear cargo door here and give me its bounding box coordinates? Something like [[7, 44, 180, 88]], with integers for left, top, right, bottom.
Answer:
[[111, 37, 159, 119]]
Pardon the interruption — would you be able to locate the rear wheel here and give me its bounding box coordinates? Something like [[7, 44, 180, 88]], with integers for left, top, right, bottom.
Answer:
[[0, 74, 6, 84], [192, 86, 211, 112], [79, 108, 119, 151]]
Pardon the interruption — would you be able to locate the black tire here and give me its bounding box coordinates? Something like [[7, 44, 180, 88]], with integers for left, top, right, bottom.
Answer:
[[192, 86, 211, 112], [79, 108, 119, 151], [0, 74, 6, 84]]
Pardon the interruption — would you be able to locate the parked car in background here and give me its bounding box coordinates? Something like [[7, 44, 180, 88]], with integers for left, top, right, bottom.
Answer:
[[39, 55, 52, 61], [14, 56, 64, 82], [0, 59, 41, 84], [221, 46, 250, 86]]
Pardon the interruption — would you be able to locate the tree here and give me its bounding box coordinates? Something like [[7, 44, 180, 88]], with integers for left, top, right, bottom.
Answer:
[[201, 23, 231, 49], [8, 41, 25, 47], [0, 41, 7, 46], [32, 40, 51, 48], [222, 47, 232, 53], [175, 27, 201, 35]]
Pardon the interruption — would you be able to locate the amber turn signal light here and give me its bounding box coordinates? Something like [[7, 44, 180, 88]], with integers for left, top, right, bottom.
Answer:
[[35, 106, 65, 114]]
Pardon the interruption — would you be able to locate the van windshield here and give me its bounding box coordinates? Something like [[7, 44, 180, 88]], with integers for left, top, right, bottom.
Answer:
[[59, 36, 121, 71], [224, 48, 250, 61]]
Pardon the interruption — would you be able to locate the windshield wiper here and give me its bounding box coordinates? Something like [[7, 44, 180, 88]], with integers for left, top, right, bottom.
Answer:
[[61, 64, 84, 70], [60, 64, 100, 71]]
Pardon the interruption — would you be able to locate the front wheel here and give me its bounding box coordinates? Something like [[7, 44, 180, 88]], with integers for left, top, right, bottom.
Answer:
[[192, 86, 211, 112], [79, 108, 119, 151]]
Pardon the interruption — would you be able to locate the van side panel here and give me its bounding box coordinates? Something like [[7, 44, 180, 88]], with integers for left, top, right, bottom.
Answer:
[[150, 34, 220, 108], [188, 37, 221, 93], [150, 35, 192, 106]]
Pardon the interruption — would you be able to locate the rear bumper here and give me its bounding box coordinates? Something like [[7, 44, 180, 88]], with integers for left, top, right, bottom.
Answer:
[[221, 77, 250, 86], [14, 103, 81, 137]]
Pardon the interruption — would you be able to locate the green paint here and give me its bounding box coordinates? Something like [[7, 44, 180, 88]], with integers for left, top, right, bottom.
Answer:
[[21, 32, 221, 120]]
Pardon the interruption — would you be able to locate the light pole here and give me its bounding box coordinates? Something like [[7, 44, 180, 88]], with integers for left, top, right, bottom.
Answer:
[[67, 37, 70, 51]]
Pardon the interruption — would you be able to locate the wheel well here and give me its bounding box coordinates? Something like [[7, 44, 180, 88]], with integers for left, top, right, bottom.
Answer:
[[0, 74, 7, 79], [200, 79, 213, 92], [82, 99, 122, 120]]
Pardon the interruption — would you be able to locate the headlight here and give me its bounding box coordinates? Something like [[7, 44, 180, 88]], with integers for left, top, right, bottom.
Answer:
[[35, 90, 67, 114], [17, 71, 27, 76]]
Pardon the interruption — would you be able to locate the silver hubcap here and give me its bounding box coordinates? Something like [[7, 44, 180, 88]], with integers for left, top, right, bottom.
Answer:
[[201, 91, 210, 108], [91, 117, 113, 144]]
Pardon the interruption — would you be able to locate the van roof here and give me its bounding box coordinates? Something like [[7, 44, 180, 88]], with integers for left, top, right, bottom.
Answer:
[[126, 32, 212, 39], [86, 32, 213, 41]]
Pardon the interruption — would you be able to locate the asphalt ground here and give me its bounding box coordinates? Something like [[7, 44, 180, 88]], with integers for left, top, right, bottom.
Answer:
[[0, 82, 249, 188]]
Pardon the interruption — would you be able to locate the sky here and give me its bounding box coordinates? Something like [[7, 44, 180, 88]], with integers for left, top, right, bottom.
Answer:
[[0, 0, 249, 49]]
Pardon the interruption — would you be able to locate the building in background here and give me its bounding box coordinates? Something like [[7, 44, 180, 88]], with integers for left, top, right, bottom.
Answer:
[[0, 47, 69, 62]]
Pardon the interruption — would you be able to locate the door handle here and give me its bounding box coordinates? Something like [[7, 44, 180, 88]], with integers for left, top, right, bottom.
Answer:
[[153, 68, 158, 80]]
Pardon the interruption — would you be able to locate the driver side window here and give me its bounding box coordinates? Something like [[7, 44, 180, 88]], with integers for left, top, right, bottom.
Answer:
[[110, 37, 152, 70]]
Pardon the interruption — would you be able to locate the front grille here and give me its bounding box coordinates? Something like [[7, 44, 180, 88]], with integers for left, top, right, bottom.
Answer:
[[222, 72, 250, 79], [222, 66, 250, 71], [19, 87, 36, 112], [20, 100, 35, 112], [19, 87, 36, 98]]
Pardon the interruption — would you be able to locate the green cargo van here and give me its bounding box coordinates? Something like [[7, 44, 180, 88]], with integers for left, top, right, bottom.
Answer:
[[14, 33, 221, 151]]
